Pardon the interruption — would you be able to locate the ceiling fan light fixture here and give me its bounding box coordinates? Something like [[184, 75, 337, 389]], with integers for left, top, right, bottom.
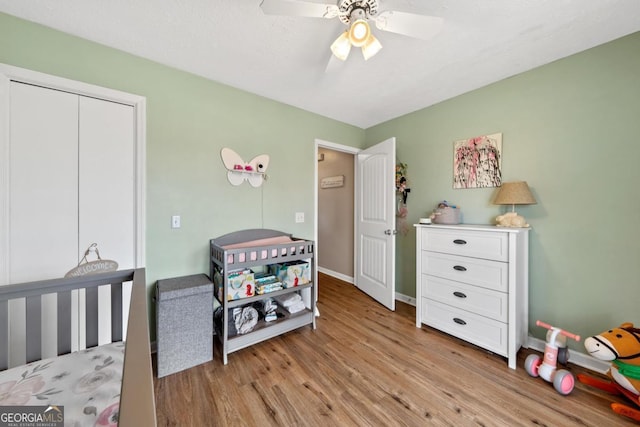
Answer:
[[330, 31, 351, 61], [348, 19, 370, 47], [361, 34, 382, 60]]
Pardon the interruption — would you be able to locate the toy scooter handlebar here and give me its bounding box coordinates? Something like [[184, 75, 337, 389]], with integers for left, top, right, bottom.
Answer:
[[536, 320, 581, 341]]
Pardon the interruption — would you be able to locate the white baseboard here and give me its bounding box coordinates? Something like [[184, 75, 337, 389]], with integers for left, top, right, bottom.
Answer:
[[395, 292, 415, 306], [526, 336, 610, 375], [317, 267, 353, 284], [317, 268, 416, 307]]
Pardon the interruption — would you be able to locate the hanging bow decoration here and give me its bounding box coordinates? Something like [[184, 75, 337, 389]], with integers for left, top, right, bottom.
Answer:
[[395, 162, 411, 235], [395, 162, 410, 205]]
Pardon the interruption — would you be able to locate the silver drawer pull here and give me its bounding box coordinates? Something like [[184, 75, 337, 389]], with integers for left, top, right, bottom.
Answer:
[[453, 318, 467, 325], [453, 265, 467, 272], [453, 239, 467, 245], [453, 291, 467, 298]]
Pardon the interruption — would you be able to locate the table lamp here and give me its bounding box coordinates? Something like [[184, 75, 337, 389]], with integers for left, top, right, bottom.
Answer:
[[493, 181, 536, 227]]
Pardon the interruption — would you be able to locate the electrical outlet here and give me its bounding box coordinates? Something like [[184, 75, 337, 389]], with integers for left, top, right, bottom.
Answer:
[[295, 212, 304, 223], [171, 215, 181, 228]]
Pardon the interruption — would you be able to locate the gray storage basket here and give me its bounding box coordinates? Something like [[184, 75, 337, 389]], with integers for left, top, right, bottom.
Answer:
[[432, 207, 461, 224], [156, 274, 213, 377]]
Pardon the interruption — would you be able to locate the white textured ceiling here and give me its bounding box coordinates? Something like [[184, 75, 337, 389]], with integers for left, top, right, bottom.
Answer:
[[1, 0, 640, 128]]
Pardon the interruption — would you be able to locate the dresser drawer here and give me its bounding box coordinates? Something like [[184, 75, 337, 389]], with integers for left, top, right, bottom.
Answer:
[[421, 228, 509, 261], [421, 299, 507, 356], [421, 275, 508, 322], [422, 251, 508, 292]]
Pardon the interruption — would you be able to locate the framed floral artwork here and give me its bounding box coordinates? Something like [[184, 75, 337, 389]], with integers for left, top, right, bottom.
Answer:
[[453, 133, 502, 189]]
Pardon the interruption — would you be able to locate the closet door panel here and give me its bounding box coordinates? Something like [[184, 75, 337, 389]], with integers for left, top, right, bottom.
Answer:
[[8, 82, 79, 365], [79, 96, 135, 344], [78, 97, 135, 268], [9, 82, 79, 282]]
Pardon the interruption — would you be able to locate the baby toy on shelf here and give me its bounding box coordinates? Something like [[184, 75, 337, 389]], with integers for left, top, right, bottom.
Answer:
[[578, 323, 640, 422], [496, 211, 528, 228], [429, 200, 461, 225], [525, 320, 581, 395]]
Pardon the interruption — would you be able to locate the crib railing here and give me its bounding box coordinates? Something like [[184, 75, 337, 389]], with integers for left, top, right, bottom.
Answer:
[[0, 269, 135, 369]]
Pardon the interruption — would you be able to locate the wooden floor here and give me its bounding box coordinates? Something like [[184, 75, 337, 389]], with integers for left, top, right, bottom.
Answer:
[[154, 273, 636, 426]]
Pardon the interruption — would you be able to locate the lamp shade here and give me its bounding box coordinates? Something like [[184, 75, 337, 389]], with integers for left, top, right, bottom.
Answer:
[[494, 181, 537, 206], [331, 7, 384, 61], [349, 19, 370, 47], [362, 34, 382, 60], [330, 31, 352, 61]]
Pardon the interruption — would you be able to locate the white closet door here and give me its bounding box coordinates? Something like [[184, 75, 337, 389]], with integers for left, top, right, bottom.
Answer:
[[79, 97, 135, 268], [79, 96, 135, 345], [8, 82, 79, 364], [9, 82, 79, 282], [7, 83, 138, 359], [1, 65, 145, 367]]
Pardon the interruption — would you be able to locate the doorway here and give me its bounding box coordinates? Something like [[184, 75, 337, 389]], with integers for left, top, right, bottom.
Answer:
[[314, 137, 397, 310], [316, 143, 356, 284]]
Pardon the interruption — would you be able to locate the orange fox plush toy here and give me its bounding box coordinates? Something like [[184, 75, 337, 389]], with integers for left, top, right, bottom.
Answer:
[[579, 322, 640, 422]]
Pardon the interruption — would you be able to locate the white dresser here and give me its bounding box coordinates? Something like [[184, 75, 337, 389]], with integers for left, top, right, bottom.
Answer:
[[415, 224, 529, 369]]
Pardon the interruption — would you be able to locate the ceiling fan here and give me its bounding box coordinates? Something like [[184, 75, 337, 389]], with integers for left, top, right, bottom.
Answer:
[[260, 0, 444, 61]]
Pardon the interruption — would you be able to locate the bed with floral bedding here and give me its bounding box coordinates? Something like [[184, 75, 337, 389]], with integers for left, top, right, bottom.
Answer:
[[0, 342, 124, 426], [0, 269, 156, 426]]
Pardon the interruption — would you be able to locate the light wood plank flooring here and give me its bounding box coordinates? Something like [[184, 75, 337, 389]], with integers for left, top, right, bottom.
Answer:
[[154, 273, 636, 426]]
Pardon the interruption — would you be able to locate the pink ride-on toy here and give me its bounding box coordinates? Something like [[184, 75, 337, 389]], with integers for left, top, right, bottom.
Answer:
[[525, 320, 581, 395]]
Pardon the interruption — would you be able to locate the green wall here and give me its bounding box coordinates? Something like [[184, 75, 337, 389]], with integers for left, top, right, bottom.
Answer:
[[3, 11, 638, 350], [0, 13, 365, 334], [366, 31, 640, 347]]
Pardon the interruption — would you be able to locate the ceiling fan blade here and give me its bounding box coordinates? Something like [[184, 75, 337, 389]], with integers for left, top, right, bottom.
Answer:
[[374, 11, 443, 40], [260, 0, 340, 18]]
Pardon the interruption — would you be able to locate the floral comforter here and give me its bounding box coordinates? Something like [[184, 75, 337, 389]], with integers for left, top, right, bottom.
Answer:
[[0, 341, 124, 427]]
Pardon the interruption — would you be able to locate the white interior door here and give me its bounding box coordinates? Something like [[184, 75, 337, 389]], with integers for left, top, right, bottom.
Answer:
[[355, 137, 396, 310]]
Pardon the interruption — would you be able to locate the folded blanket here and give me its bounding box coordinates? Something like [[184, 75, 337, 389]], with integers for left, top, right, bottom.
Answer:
[[275, 293, 302, 307], [286, 300, 306, 314]]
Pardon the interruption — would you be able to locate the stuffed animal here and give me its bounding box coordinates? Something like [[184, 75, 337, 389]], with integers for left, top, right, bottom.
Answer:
[[584, 323, 640, 396], [495, 211, 528, 227], [579, 323, 640, 422]]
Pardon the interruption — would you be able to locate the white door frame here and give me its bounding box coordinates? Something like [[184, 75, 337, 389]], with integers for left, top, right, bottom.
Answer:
[[0, 63, 146, 284]]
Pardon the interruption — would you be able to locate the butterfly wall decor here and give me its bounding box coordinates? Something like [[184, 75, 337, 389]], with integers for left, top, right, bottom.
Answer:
[[220, 147, 270, 187]]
